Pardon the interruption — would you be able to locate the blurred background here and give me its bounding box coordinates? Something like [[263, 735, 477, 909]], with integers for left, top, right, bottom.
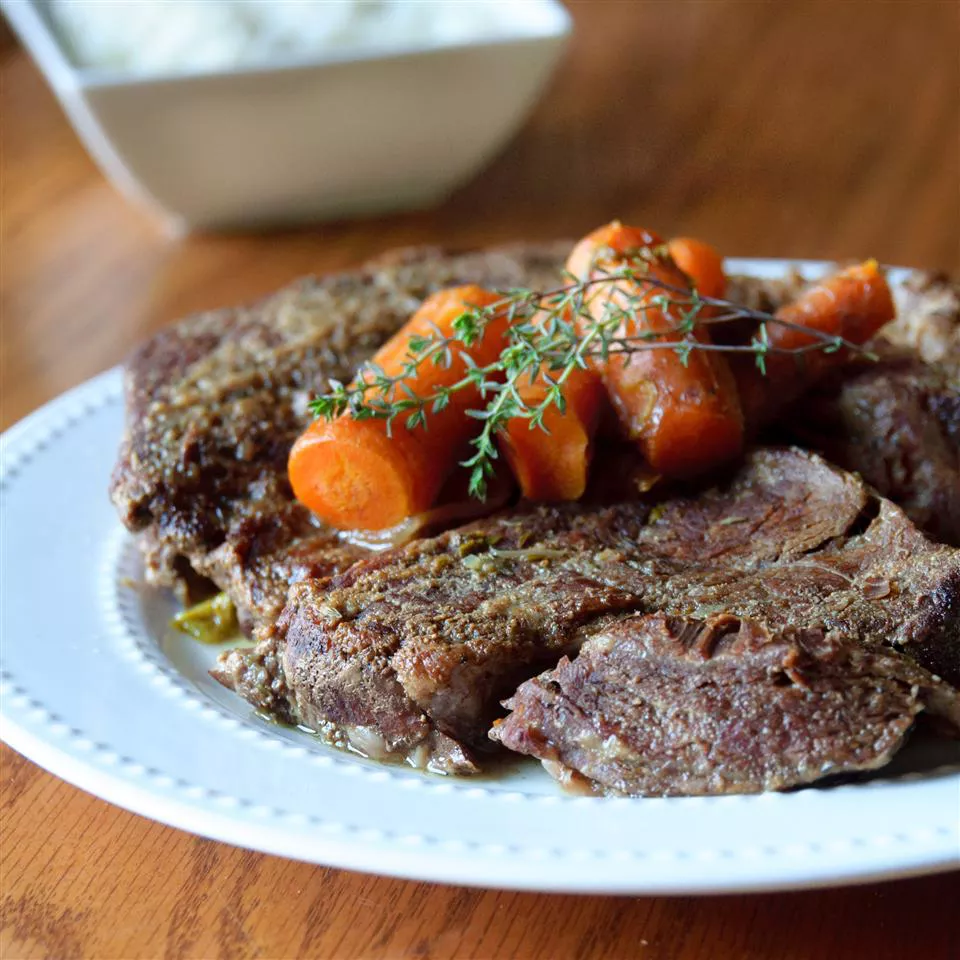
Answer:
[[2, 0, 958, 428]]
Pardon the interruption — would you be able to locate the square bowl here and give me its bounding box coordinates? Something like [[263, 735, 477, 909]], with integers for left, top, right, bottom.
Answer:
[[3, 0, 570, 231]]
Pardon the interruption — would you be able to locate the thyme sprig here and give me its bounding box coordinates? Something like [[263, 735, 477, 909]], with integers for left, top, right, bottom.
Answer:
[[309, 253, 876, 499]]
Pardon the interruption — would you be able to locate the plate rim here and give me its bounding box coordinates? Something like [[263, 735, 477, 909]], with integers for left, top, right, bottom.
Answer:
[[4, 706, 958, 895]]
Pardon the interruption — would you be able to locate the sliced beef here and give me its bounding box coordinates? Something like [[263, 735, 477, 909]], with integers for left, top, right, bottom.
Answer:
[[787, 351, 960, 544], [214, 448, 960, 780], [110, 243, 570, 628], [194, 506, 367, 633], [491, 613, 960, 797], [263, 501, 651, 770]]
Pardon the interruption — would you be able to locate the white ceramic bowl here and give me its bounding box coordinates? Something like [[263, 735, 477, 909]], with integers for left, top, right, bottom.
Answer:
[[3, 0, 571, 232]]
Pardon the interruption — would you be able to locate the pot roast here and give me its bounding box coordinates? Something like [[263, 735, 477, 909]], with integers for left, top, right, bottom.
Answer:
[[110, 247, 960, 794]]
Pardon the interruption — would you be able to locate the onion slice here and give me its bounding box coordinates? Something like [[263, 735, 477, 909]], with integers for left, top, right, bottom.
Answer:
[[338, 474, 515, 551]]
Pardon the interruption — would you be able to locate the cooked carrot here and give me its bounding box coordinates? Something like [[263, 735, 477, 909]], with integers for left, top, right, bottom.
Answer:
[[667, 237, 726, 299], [499, 359, 605, 501], [486, 220, 629, 500], [289, 285, 506, 530], [565, 222, 663, 282], [567, 222, 744, 478], [736, 260, 895, 429]]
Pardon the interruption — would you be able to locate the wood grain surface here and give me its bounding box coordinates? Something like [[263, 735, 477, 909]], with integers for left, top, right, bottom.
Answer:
[[2, 2, 958, 957]]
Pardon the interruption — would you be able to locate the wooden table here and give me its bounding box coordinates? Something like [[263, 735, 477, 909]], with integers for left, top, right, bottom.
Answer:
[[2, 2, 958, 957]]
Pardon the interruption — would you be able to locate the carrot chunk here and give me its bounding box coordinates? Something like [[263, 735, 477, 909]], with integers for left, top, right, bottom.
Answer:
[[568, 223, 744, 478], [736, 260, 895, 429], [499, 360, 605, 501], [667, 237, 726, 299], [289, 285, 505, 530]]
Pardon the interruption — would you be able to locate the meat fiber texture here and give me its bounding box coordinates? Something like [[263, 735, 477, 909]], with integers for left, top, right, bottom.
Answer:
[[788, 347, 960, 545], [221, 448, 960, 786], [492, 612, 958, 796]]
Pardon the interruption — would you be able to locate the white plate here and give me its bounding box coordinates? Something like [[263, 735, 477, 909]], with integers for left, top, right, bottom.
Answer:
[[2, 260, 959, 894]]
